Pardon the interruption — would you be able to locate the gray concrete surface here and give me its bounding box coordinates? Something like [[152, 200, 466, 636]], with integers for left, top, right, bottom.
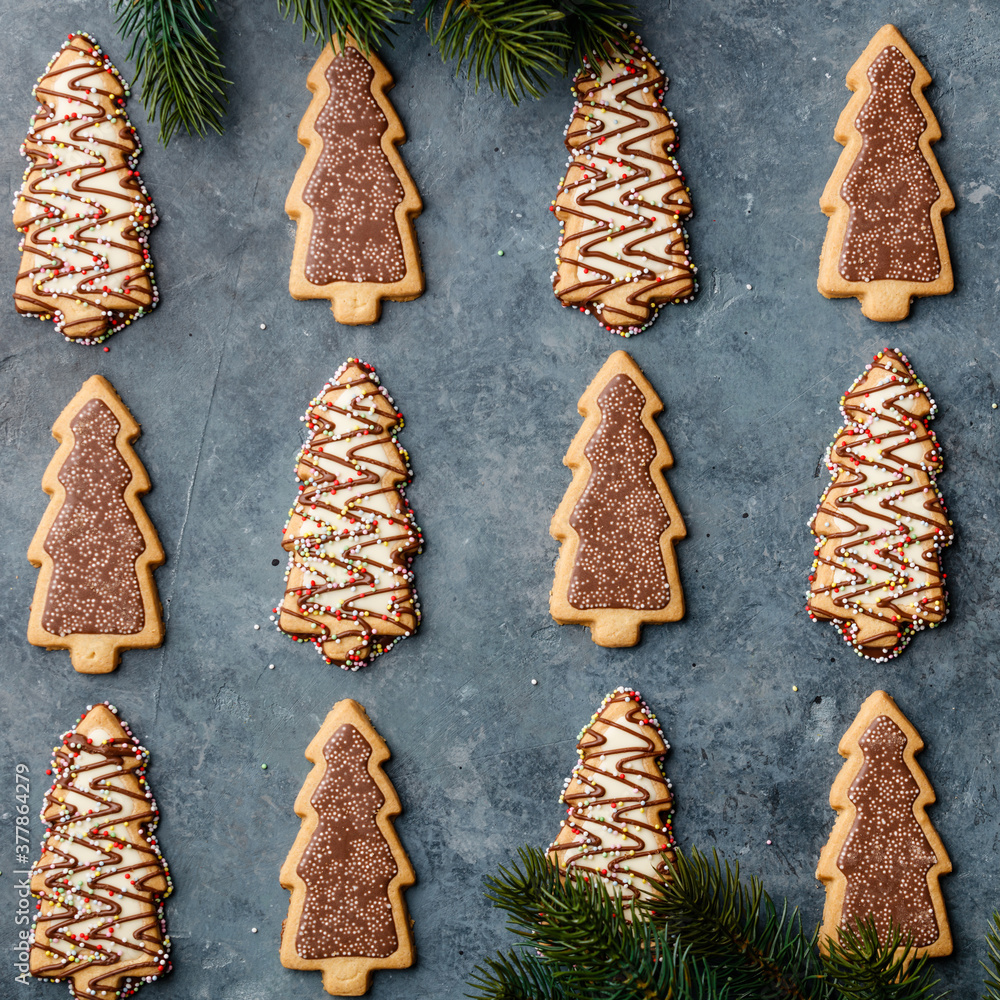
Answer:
[[1, 1, 999, 996]]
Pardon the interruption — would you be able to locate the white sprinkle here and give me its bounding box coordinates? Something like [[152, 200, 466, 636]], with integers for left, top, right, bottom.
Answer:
[[531, 679, 538, 686], [253, 624, 260, 631], [251, 927, 258, 933], [268, 663, 275, 670], [260, 323, 266, 330], [746, 284, 753, 290]]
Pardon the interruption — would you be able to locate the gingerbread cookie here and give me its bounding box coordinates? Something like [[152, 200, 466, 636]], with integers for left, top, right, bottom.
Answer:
[[806, 349, 952, 661], [549, 688, 675, 914], [280, 699, 415, 996], [273, 359, 422, 668], [818, 25, 954, 321], [817, 691, 951, 959], [30, 703, 172, 999], [27, 375, 165, 673], [285, 37, 423, 324], [550, 351, 685, 646], [13, 33, 158, 344], [552, 31, 697, 337]]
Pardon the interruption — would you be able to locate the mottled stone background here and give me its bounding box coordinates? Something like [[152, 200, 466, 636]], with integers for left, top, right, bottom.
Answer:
[[1, 1, 998, 997]]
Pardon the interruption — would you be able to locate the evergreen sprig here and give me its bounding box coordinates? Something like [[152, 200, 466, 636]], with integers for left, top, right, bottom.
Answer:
[[558, 0, 637, 72], [982, 913, 1000, 1000], [277, 0, 413, 56], [112, 0, 640, 142], [824, 918, 943, 1000], [422, 0, 569, 104], [469, 846, 953, 1000], [470, 846, 723, 999], [114, 0, 229, 144], [647, 846, 830, 998], [421, 0, 638, 103]]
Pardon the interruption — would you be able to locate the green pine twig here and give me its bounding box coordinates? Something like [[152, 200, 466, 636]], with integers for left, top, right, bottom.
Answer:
[[466, 949, 567, 1000], [470, 846, 723, 1000], [114, 0, 229, 144], [554, 0, 637, 69], [276, 0, 412, 56], [470, 845, 954, 1000], [823, 917, 944, 1000], [422, 0, 569, 104], [647, 846, 831, 999], [982, 912, 1000, 1000]]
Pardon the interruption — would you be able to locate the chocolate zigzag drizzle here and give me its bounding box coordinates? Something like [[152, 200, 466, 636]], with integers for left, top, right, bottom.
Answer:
[[838, 715, 939, 946], [549, 688, 675, 911], [275, 359, 422, 668], [552, 32, 697, 337], [12, 32, 157, 345], [807, 348, 952, 660], [30, 705, 171, 1000]]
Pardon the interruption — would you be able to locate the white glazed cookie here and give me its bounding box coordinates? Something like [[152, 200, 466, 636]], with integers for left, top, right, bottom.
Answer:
[[807, 349, 952, 661], [552, 31, 697, 336], [273, 359, 422, 668], [30, 704, 172, 999], [549, 687, 676, 915], [13, 33, 157, 344]]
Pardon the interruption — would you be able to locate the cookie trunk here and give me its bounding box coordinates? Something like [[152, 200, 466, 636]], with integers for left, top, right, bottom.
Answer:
[[68, 636, 121, 674], [588, 618, 641, 647], [331, 288, 383, 324], [322, 968, 370, 996], [859, 285, 913, 322]]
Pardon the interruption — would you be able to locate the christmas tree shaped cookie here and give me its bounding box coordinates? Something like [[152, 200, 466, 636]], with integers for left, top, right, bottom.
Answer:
[[286, 37, 423, 324], [13, 32, 158, 344], [27, 375, 165, 673], [30, 703, 173, 999], [817, 691, 951, 959], [274, 359, 422, 668], [806, 349, 952, 661], [281, 699, 415, 995], [550, 351, 686, 646], [552, 30, 697, 337], [549, 687, 675, 913], [818, 25, 954, 321]]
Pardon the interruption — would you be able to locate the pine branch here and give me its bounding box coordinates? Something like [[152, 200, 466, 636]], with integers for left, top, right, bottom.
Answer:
[[647, 846, 831, 1000], [470, 846, 723, 1000], [276, 0, 412, 55], [466, 949, 567, 1000], [423, 0, 569, 103], [554, 0, 637, 68], [823, 918, 945, 1000], [982, 912, 1000, 1000], [114, 0, 229, 144]]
